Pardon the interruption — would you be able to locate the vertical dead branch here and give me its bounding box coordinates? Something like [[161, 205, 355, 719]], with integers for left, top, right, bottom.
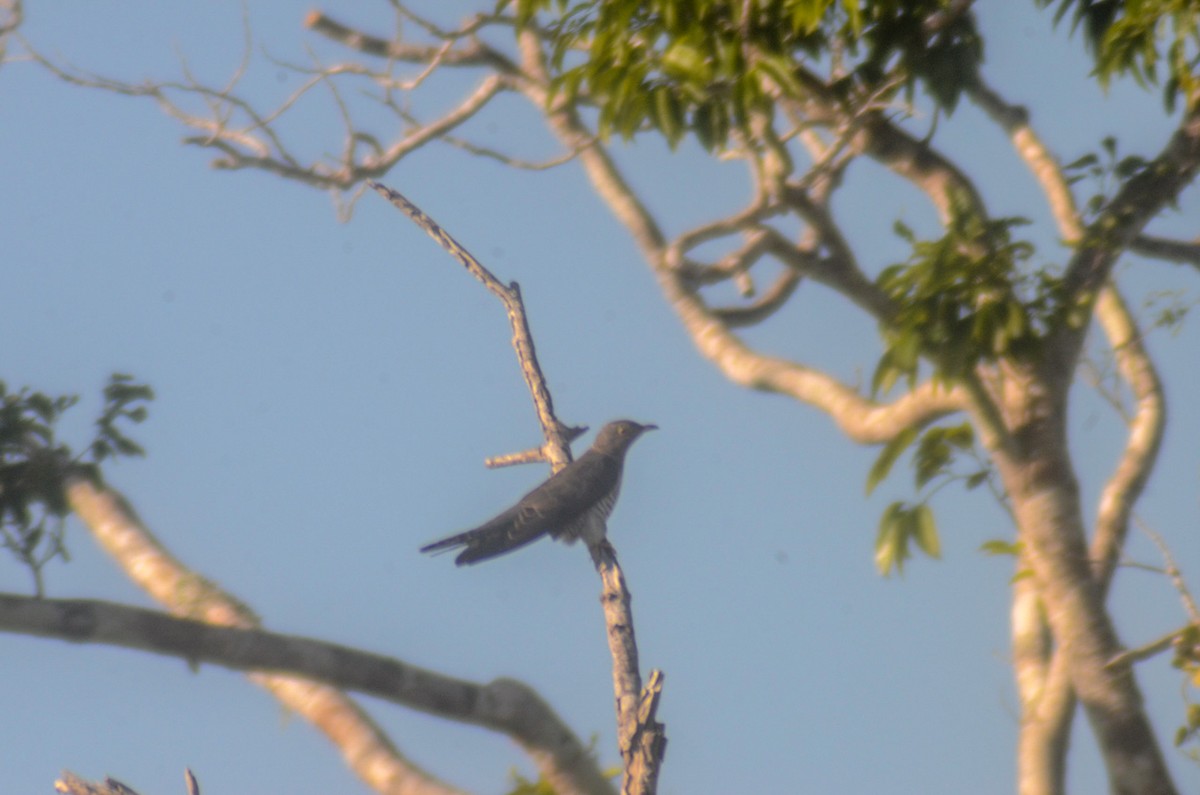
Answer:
[[370, 181, 665, 794], [589, 542, 666, 795]]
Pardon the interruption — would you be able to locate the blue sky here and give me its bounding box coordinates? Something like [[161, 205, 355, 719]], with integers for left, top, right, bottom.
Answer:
[[3, 3, 1199, 794]]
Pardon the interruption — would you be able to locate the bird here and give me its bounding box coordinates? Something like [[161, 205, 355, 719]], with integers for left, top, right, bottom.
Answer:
[[420, 420, 657, 565]]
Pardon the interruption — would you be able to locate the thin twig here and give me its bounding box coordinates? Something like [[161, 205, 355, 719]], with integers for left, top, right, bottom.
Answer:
[[367, 181, 570, 466], [1106, 625, 1193, 669], [1136, 516, 1200, 623]]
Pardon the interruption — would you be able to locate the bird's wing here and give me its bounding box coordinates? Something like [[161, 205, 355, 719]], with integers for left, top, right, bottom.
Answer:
[[513, 450, 618, 536], [419, 450, 618, 565]]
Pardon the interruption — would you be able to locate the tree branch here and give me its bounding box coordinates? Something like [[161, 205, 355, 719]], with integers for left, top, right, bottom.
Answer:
[[967, 74, 1081, 241], [589, 544, 667, 795], [1011, 571, 1073, 795], [1130, 234, 1200, 270], [1137, 517, 1200, 625], [3, 592, 614, 795], [1090, 286, 1166, 590], [63, 473, 466, 795], [24, 20, 512, 194], [55, 771, 151, 795], [0, 0, 21, 43], [368, 180, 658, 795], [304, 10, 518, 73], [1105, 624, 1197, 670], [854, 112, 987, 222], [367, 181, 571, 467], [970, 70, 1179, 795], [515, 31, 970, 446], [1047, 100, 1200, 374]]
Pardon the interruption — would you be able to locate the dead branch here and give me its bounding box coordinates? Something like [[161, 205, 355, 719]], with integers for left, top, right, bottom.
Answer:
[[1137, 517, 1200, 624], [369, 181, 660, 795], [367, 181, 570, 466], [55, 771, 145, 795], [305, 10, 518, 73]]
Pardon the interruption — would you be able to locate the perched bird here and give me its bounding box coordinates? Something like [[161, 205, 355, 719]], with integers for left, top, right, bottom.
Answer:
[[421, 420, 657, 565]]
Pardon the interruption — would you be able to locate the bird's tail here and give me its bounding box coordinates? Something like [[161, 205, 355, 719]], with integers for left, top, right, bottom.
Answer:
[[420, 521, 547, 566], [419, 532, 471, 555]]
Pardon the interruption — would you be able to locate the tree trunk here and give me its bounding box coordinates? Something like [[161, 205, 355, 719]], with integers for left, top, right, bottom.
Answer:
[[993, 374, 1176, 795]]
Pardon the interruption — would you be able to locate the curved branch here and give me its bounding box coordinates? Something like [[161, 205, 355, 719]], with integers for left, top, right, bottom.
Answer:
[[1011, 571, 1073, 795], [26, 24, 511, 193], [776, 60, 988, 224], [759, 231, 889, 321], [677, 228, 777, 287], [854, 112, 988, 222], [516, 33, 968, 445], [770, 190, 895, 321], [63, 474, 458, 795], [304, 10, 519, 74], [201, 73, 508, 189], [1089, 285, 1166, 590], [780, 81, 1015, 450], [709, 266, 803, 327], [0, 592, 614, 795], [439, 133, 585, 171], [967, 74, 1082, 241]]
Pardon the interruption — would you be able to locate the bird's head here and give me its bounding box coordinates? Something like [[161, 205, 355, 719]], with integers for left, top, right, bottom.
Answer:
[[593, 419, 657, 455]]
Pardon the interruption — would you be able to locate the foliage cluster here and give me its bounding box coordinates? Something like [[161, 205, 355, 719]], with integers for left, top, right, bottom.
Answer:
[[508, 0, 983, 148], [0, 374, 152, 594], [1039, 0, 1200, 111]]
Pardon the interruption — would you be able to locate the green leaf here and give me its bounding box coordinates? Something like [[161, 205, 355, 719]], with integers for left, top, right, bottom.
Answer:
[[874, 502, 907, 577], [980, 539, 1022, 557], [870, 349, 900, 398], [943, 423, 974, 448], [840, 0, 863, 35], [755, 54, 805, 97], [914, 433, 951, 489], [693, 102, 716, 151], [911, 503, 940, 559], [1063, 153, 1099, 171], [653, 87, 684, 146], [965, 471, 989, 490], [866, 427, 918, 495], [1115, 155, 1148, 179], [661, 39, 712, 82]]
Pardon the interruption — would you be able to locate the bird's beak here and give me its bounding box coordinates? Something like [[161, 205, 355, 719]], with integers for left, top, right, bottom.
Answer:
[[642, 423, 659, 432]]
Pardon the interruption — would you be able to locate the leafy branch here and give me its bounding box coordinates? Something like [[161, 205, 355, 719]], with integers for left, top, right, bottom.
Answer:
[[0, 373, 152, 595]]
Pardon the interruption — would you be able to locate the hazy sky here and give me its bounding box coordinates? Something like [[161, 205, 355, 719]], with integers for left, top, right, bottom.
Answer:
[[3, 3, 1199, 794]]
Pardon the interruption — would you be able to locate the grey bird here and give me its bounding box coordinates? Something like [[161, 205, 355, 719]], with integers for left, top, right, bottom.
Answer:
[[421, 420, 657, 565]]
